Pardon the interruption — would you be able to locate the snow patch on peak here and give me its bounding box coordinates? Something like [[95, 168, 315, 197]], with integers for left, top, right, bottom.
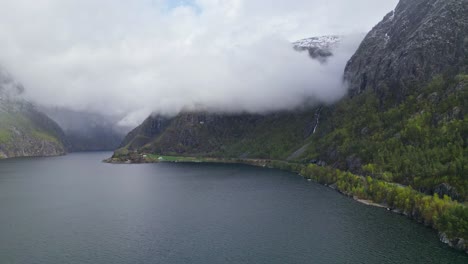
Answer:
[[292, 35, 342, 63], [384, 33, 391, 46], [292, 35, 342, 50], [389, 10, 395, 21]]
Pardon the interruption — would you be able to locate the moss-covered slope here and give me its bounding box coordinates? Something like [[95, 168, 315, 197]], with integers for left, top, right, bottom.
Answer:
[[0, 101, 67, 158], [0, 68, 67, 159], [116, 110, 320, 160], [303, 74, 468, 201]]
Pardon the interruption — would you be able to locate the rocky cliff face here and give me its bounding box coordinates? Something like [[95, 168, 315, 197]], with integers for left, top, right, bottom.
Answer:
[[344, 0, 468, 100], [0, 69, 67, 158]]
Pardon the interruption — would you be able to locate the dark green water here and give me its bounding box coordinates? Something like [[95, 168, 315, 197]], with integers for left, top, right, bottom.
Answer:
[[0, 152, 466, 264]]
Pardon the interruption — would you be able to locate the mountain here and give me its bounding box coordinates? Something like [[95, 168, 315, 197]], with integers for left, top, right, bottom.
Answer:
[[42, 107, 126, 152], [304, 0, 468, 200], [0, 69, 67, 158], [115, 110, 320, 160], [113, 0, 466, 205], [345, 0, 467, 99], [113, 35, 339, 159], [293, 35, 342, 62]]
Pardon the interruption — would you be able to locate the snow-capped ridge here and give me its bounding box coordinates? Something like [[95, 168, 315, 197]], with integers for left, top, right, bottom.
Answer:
[[292, 35, 342, 62], [292, 35, 342, 50]]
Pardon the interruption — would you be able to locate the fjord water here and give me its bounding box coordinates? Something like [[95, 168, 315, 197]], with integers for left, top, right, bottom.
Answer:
[[0, 153, 466, 264]]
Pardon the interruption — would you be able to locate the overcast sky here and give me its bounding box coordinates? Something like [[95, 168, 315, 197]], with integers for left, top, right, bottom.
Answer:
[[0, 0, 398, 126]]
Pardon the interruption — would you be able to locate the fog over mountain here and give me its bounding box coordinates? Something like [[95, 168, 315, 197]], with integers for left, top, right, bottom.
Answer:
[[0, 0, 398, 127]]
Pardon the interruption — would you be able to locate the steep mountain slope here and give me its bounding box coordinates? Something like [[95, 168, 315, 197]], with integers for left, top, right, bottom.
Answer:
[[304, 75, 467, 198], [300, 0, 468, 201], [0, 69, 66, 158], [115, 110, 319, 160], [345, 0, 467, 99]]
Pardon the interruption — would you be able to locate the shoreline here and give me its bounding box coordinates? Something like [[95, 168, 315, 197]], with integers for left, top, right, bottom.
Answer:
[[0, 152, 67, 160], [353, 198, 389, 209]]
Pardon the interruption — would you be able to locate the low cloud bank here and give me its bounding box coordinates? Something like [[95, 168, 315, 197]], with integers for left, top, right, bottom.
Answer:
[[0, 0, 397, 127]]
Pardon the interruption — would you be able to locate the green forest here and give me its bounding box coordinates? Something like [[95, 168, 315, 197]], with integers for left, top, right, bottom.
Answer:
[[305, 74, 468, 201]]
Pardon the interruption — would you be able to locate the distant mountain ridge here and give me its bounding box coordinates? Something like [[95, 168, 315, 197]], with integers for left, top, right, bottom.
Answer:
[[42, 107, 126, 152]]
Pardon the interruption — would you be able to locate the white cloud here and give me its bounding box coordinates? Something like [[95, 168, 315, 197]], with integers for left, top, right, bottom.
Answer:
[[0, 0, 398, 127]]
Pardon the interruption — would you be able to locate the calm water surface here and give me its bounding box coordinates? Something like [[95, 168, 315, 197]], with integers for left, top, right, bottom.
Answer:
[[0, 152, 466, 264]]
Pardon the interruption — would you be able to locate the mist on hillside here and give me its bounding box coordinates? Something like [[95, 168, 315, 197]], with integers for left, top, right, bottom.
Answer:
[[0, 0, 398, 127]]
